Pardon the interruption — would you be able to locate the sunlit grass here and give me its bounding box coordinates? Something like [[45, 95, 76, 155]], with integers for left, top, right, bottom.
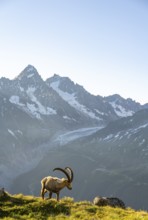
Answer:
[[1, 193, 148, 220]]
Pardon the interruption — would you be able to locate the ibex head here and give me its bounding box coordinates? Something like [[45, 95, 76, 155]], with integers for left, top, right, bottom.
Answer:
[[53, 167, 74, 190]]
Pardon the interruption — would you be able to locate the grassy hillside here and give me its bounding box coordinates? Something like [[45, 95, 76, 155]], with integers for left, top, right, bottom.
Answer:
[[0, 192, 148, 220]]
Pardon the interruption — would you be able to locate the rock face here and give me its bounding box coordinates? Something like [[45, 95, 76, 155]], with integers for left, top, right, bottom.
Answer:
[[93, 196, 126, 209]]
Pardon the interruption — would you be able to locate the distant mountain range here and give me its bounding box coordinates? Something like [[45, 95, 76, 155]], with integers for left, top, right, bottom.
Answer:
[[0, 65, 148, 210]]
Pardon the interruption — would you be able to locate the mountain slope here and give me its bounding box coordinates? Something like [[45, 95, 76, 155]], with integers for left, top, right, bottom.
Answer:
[[10, 109, 148, 210], [1, 193, 148, 220]]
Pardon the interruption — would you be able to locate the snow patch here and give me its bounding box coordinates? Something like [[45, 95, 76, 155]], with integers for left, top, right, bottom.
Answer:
[[103, 134, 113, 141], [26, 87, 57, 116], [50, 81, 102, 121], [101, 123, 148, 144], [27, 73, 34, 78], [95, 109, 106, 115], [9, 89, 57, 119], [8, 129, 17, 139], [26, 66, 35, 72], [26, 103, 41, 119], [9, 96, 24, 106], [109, 101, 134, 117], [63, 115, 72, 120]]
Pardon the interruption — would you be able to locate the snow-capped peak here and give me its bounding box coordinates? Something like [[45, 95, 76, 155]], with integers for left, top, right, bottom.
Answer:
[[26, 65, 36, 73], [15, 65, 42, 81]]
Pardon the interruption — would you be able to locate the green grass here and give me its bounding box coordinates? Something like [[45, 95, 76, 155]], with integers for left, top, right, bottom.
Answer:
[[0, 193, 148, 220]]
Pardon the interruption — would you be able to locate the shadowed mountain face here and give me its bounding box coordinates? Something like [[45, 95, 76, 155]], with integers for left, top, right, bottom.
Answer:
[[0, 65, 148, 210]]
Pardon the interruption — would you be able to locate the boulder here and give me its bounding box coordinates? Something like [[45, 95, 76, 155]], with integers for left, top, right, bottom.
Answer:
[[93, 196, 125, 209]]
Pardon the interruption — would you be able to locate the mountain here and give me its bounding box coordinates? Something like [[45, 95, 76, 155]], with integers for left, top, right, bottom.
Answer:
[[46, 74, 142, 121], [104, 94, 146, 117], [0, 65, 148, 210], [10, 109, 148, 210]]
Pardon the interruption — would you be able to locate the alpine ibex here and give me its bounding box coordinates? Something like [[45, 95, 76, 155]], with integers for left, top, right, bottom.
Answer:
[[41, 167, 73, 201]]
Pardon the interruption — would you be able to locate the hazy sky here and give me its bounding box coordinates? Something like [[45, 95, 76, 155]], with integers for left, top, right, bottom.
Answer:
[[0, 0, 148, 104]]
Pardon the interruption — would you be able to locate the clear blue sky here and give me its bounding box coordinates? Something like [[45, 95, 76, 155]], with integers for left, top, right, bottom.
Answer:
[[0, 0, 148, 104]]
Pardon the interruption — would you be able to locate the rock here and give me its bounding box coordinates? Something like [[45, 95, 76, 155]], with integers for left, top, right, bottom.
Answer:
[[0, 188, 10, 200], [0, 188, 5, 197], [93, 196, 125, 209]]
